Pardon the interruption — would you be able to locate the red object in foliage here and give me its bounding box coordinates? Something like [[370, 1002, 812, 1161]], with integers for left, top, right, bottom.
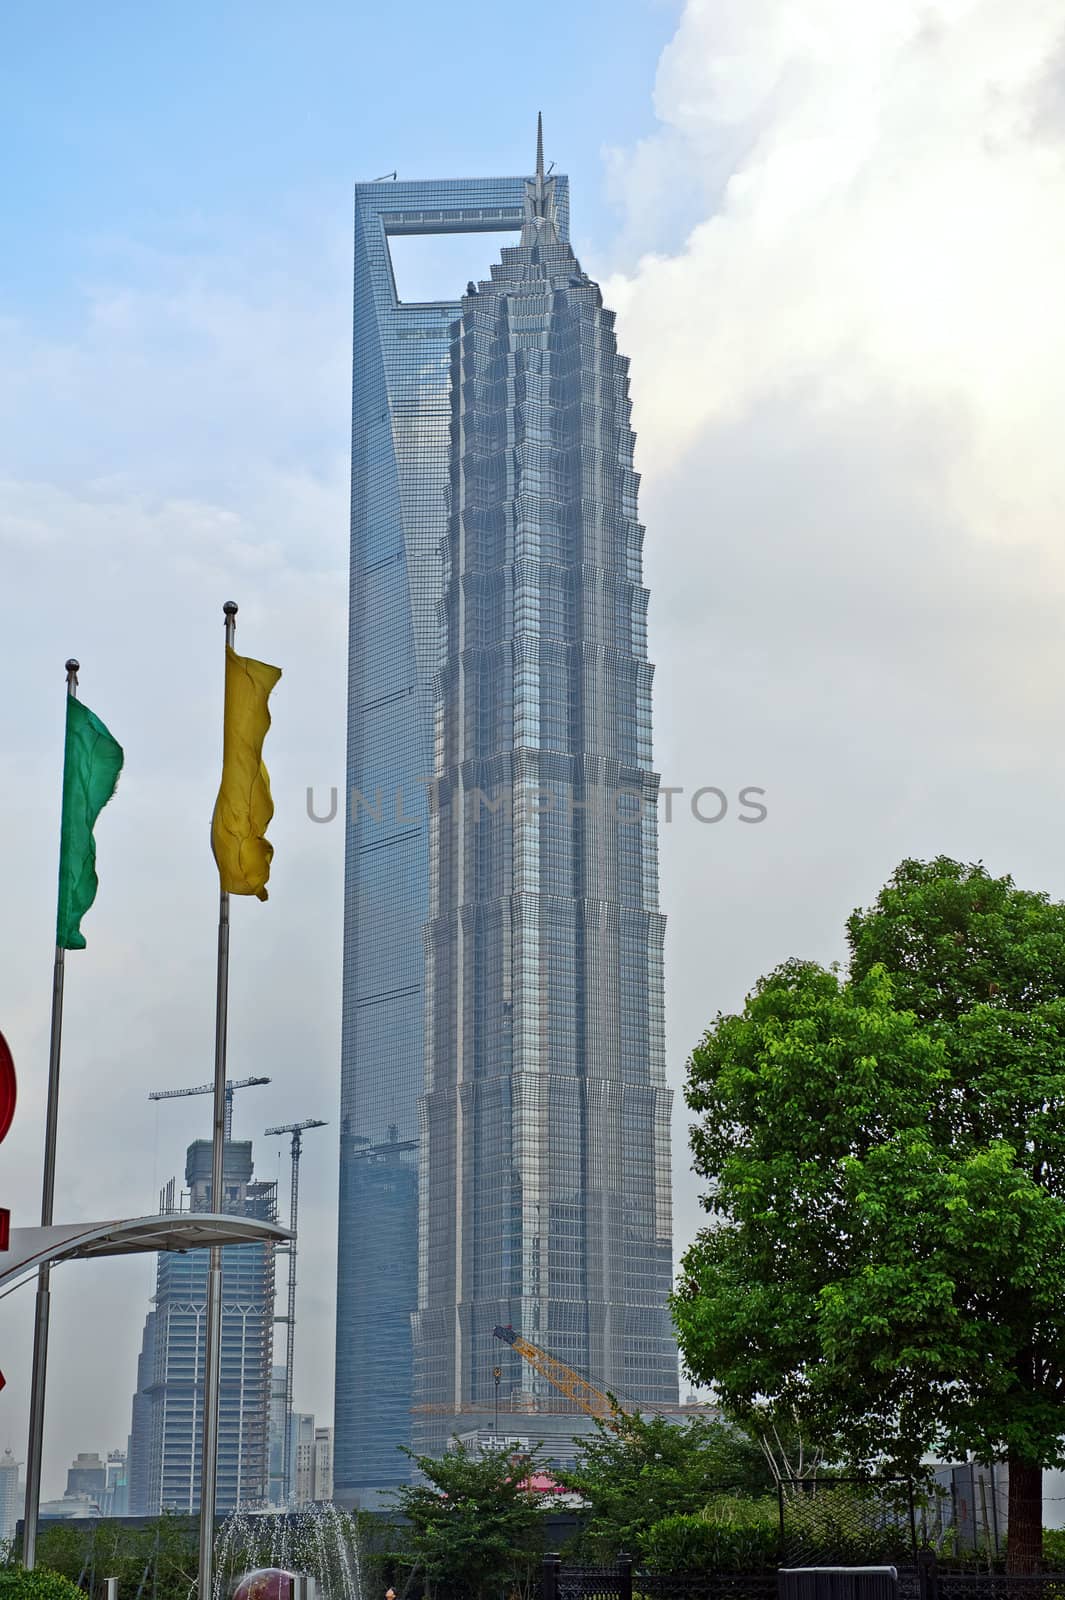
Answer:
[[521, 1472, 568, 1494], [0, 1029, 14, 1146], [232, 1571, 297, 1600]]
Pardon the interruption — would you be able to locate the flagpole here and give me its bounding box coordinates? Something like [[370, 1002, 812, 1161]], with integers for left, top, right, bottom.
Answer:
[[22, 658, 80, 1571], [197, 603, 237, 1600]]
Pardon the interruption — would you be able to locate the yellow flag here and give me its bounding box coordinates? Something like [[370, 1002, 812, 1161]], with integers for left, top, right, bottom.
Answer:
[[211, 645, 282, 901]]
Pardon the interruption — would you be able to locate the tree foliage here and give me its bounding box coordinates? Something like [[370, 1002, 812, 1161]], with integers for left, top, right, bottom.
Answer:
[[0, 1570, 87, 1599], [642, 1499, 779, 1573], [674, 859, 1065, 1570], [392, 1441, 547, 1600], [562, 1411, 775, 1560], [15, 1518, 197, 1600]]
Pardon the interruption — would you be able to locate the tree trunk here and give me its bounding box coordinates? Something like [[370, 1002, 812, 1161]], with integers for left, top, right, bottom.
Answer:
[[1006, 1457, 1042, 1573]]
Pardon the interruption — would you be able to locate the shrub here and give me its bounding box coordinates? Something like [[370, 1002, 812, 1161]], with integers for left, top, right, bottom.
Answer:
[[1043, 1530, 1065, 1569], [0, 1569, 87, 1599], [643, 1498, 779, 1573]]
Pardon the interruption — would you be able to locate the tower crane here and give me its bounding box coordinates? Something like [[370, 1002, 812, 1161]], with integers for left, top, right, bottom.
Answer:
[[492, 1325, 629, 1430], [266, 1118, 328, 1504], [147, 1075, 270, 1144]]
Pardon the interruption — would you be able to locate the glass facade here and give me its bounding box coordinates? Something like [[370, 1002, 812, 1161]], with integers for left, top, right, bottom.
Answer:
[[339, 156, 675, 1493], [126, 1142, 277, 1514], [338, 174, 541, 1501]]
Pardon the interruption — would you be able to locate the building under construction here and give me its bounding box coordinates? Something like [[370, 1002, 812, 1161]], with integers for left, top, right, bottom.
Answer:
[[125, 1139, 278, 1514]]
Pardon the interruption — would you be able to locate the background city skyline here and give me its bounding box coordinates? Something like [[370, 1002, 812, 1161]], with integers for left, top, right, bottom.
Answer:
[[3, 0, 1064, 1497]]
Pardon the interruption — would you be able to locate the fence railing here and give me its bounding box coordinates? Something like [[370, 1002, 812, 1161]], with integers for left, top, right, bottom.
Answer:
[[542, 1552, 1065, 1600], [777, 1478, 919, 1570]]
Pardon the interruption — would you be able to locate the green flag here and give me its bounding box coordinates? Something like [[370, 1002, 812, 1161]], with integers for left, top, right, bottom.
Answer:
[[56, 697, 124, 950]]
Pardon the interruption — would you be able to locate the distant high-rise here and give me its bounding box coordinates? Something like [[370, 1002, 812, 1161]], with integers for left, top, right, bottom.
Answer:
[[65, 1453, 106, 1500], [313, 1428, 333, 1504], [126, 1141, 277, 1514], [338, 132, 675, 1498], [0, 1450, 20, 1545], [290, 1413, 316, 1507], [268, 1363, 287, 1506], [102, 1451, 128, 1519]]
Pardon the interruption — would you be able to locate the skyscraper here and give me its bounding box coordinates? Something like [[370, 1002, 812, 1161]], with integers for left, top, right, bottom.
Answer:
[[65, 1453, 106, 1500], [339, 168, 545, 1505], [0, 1451, 20, 1546], [268, 1362, 288, 1505], [127, 1141, 277, 1514], [338, 132, 675, 1499]]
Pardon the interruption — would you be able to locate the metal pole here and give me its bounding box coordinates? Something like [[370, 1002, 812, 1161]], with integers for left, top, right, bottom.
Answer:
[[23, 657, 79, 1570], [282, 1130, 302, 1504], [197, 602, 237, 1600]]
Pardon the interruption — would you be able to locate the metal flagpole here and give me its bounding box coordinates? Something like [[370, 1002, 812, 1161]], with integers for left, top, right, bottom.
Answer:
[[23, 658, 80, 1571], [197, 601, 237, 1600]]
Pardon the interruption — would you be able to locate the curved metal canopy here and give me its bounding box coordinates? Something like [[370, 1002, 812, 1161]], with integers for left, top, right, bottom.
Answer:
[[1, 1212, 293, 1291]]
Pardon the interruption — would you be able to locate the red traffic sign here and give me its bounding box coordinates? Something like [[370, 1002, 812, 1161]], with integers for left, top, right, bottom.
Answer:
[[0, 1027, 11, 1391], [0, 1029, 14, 1146]]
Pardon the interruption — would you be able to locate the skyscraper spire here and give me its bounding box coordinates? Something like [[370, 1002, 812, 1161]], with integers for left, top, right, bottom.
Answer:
[[522, 112, 558, 246]]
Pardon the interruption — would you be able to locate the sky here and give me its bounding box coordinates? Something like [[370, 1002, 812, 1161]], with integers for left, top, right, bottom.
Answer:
[[2, 0, 1064, 1499]]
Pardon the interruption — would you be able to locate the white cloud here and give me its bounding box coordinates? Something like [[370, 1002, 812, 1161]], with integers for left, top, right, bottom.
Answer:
[[593, 0, 1065, 1268], [0, 232, 350, 1490]]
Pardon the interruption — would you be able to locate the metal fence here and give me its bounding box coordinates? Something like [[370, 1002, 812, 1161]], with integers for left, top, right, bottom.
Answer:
[[637, 1575, 780, 1600], [542, 1557, 779, 1600], [778, 1479, 919, 1570], [922, 1564, 1065, 1600], [543, 1553, 633, 1600], [542, 1553, 1065, 1600], [916, 1468, 1006, 1561]]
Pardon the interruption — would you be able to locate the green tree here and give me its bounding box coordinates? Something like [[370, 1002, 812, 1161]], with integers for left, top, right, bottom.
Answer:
[[0, 1570, 86, 1599], [562, 1411, 775, 1560], [28, 1517, 197, 1600], [674, 858, 1065, 1572], [392, 1440, 546, 1600]]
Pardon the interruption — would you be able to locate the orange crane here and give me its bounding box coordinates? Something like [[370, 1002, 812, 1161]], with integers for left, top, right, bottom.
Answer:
[[492, 1325, 629, 1430], [410, 1326, 632, 1431]]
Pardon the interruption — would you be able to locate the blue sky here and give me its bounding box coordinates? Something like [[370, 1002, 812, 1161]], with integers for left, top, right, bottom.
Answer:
[[3, 0, 1064, 1500], [2, 0, 680, 325]]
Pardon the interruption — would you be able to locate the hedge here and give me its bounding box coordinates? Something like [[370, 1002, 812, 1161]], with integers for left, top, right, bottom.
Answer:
[[0, 1570, 87, 1599]]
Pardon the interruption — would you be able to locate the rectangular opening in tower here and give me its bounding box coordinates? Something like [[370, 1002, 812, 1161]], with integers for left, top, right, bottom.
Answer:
[[386, 228, 518, 305]]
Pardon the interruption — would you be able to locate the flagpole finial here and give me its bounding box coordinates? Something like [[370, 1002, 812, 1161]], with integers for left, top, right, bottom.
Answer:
[[223, 601, 238, 618], [65, 659, 79, 675]]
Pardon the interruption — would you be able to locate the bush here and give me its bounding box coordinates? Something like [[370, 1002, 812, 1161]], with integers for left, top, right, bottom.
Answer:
[[643, 1498, 779, 1573], [0, 1569, 87, 1599], [1044, 1530, 1065, 1569], [564, 1412, 778, 1562], [22, 1517, 198, 1600]]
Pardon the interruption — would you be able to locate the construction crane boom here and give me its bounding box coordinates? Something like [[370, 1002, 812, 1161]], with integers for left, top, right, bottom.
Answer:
[[492, 1324, 625, 1427], [148, 1076, 270, 1143], [268, 1118, 328, 1504], [264, 1118, 329, 1139]]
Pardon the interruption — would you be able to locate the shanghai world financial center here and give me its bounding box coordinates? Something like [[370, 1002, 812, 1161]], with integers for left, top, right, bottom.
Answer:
[[336, 137, 676, 1504]]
